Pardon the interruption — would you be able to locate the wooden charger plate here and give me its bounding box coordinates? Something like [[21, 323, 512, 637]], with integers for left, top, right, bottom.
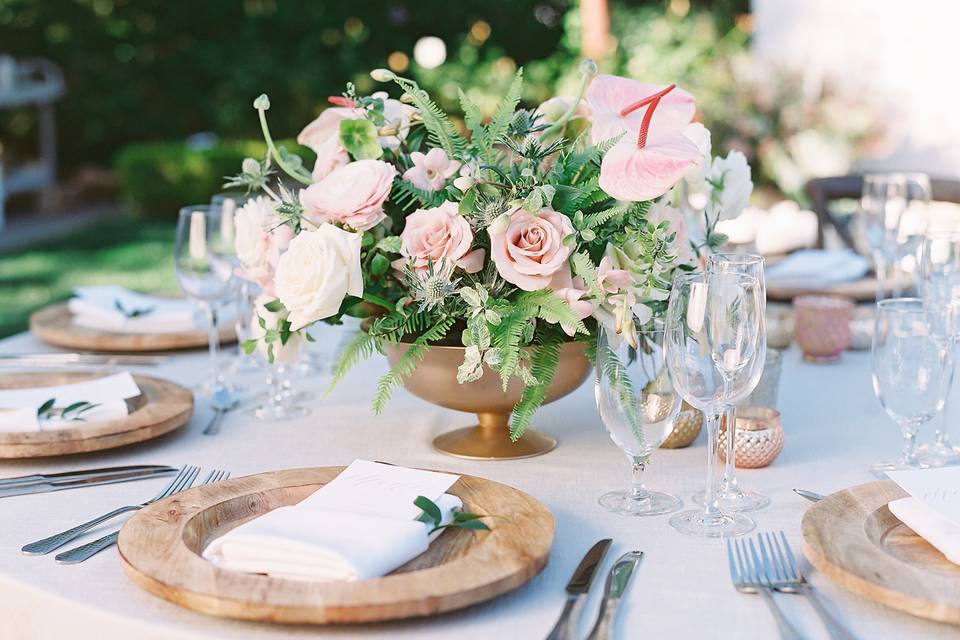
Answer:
[[0, 371, 193, 458], [766, 272, 913, 302], [118, 467, 555, 624], [801, 480, 960, 624], [30, 302, 236, 352]]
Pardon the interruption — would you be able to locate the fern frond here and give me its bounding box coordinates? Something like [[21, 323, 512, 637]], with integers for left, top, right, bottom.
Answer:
[[326, 329, 377, 396], [509, 337, 563, 440], [391, 76, 466, 159], [482, 68, 524, 155], [391, 178, 446, 210], [528, 289, 588, 335], [458, 88, 484, 136], [571, 252, 602, 300], [372, 316, 456, 412]]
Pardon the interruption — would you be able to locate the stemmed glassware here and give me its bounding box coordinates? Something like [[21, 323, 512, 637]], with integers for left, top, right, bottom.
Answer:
[[692, 253, 770, 512], [665, 270, 763, 537], [595, 323, 683, 516], [858, 173, 908, 300], [174, 205, 238, 395], [917, 232, 960, 465], [871, 298, 953, 476]]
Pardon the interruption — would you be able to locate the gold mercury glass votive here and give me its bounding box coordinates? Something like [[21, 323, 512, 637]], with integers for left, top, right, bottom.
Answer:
[[793, 295, 854, 362], [660, 402, 703, 448], [718, 406, 784, 468]]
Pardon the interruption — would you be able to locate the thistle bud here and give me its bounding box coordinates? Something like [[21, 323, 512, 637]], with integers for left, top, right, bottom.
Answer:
[[253, 94, 271, 110], [370, 68, 395, 82], [578, 59, 598, 79], [241, 158, 260, 175]]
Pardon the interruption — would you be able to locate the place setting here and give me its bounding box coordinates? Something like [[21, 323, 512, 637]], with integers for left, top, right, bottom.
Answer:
[[5, 8, 960, 638]]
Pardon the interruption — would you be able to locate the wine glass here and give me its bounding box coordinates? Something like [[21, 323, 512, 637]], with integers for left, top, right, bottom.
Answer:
[[693, 253, 770, 512], [174, 205, 238, 395], [871, 298, 953, 476], [665, 270, 763, 537], [917, 232, 960, 465], [595, 323, 683, 516], [858, 173, 908, 300], [247, 296, 310, 421]]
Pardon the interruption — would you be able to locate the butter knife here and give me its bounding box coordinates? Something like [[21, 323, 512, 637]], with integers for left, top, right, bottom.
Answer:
[[545, 538, 612, 640], [585, 550, 644, 640], [793, 488, 826, 503], [0, 465, 176, 498]]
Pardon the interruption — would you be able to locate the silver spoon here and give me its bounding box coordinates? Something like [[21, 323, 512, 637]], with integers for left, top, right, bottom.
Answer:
[[203, 387, 239, 436]]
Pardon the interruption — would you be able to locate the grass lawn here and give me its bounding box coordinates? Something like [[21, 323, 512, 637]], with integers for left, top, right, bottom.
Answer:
[[0, 216, 178, 338]]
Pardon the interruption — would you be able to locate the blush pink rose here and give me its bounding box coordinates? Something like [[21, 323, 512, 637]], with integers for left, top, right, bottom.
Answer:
[[297, 107, 353, 180], [394, 201, 484, 273], [489, 207, 575, 291], [300, 159, 396, 231]]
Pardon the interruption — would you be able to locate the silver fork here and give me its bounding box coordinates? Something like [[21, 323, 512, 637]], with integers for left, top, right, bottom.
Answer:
[[727, 537, 803, 640], [54, 469, 230, 564], [763, 531, 858, 640], [21, 465, 200, 556]]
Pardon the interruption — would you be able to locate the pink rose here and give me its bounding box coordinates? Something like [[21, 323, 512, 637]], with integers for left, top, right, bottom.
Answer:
[[489, 207, 575, 291], [394, 201, 484, 273], [300, 159, 396, 231], [402, 148, 461, 192], [297, 107, 353, 180]]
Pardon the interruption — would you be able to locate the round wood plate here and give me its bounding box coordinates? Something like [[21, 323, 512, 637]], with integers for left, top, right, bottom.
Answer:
[[118, 467, 555, 624], [30, 302, 236, 352], [0, 371, 193, 458], [767, 272, 913, 302], [801, 480, 960, 624]]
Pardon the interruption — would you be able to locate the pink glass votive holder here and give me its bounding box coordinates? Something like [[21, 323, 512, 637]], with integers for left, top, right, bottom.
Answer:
[[793, 295, 854, 363]]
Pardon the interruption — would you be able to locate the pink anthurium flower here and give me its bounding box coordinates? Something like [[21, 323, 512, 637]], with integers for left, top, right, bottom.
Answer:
[[597, 84, 704, 202], [586, 75, 695, 146]]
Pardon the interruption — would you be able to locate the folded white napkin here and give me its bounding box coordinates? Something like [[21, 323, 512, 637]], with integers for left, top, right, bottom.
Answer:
[[203, 460, 463, 582], [69, 286, 197, 334], [887, 467, 960, 566], [766, 249, 870, 290], [0, 372, 140, 432]]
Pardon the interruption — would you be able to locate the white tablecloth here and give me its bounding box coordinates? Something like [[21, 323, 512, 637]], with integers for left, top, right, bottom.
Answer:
[[0, 327, 955, 640]]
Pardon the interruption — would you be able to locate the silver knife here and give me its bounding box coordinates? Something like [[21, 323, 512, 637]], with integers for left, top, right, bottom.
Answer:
[[0, 466, 176, 498], [0, 353, 168, 366], [546, 538, 612, 640], [585, 550, 644, 640], [793, 488, 826, 503]]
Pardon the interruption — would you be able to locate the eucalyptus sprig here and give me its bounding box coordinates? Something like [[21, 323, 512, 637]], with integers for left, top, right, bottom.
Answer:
[[37, 398, 102, 421], [414, 495, 492, 534], [114, 299, 154, 319]]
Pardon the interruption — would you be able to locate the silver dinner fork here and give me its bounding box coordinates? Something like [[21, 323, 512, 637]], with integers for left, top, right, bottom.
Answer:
[[54, 469, 230, 564], [761, 531, 858, 640], [21, 465, 200, 555], [727, 537, 803, 640]]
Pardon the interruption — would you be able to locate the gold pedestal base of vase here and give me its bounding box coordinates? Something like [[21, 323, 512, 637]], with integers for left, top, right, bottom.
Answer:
[[433, 412, 557, 460]]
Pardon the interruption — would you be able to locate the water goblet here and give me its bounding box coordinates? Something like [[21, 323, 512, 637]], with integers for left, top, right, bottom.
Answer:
[[595, 323, 683, 516], [692, 252, 770, 513], [871, 298, 953, 476], [665, 270, 764, 537], [174, 205, 238, 395]]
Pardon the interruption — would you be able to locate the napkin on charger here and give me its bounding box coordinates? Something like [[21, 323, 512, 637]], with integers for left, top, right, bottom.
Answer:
[[203, 460, 464, 582], [765, 249, 870, 290], [68, 285, 198, 334], [887, 468, 960, 566], [0, 372, 141, 432]]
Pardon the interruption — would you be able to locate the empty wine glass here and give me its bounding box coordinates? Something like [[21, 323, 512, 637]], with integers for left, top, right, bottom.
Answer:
[[916, 233, 960, 466], [174, 205, 238, 395], [871, 298, 953, 476], [247, 296, 310, 421], [665, 270, 763, 537], [595, 323, 683, 516], [693, 253, 770, 513], [858, 173, 908, 300]]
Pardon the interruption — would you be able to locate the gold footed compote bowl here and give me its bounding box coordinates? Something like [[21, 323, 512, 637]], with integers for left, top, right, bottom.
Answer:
[[384, 341, 590, 460]]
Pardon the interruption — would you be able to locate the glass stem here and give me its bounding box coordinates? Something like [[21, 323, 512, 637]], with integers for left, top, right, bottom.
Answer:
[[267, 362, 284, 409], [702, 407, 725, 524], [935, 398, 951, 446], [628, 456, 650, 502], [204, 301, 223, 386], [874, 251, 888, 302], [900, 423, 919, 466], [721, 405, 740, 496]]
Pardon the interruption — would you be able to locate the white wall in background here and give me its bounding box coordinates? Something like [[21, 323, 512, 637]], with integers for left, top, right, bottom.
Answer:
[[751, 0, 960, 178]]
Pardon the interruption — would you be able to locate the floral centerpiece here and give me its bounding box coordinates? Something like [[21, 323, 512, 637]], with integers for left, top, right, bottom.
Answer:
[[230, 60, 751, 440]]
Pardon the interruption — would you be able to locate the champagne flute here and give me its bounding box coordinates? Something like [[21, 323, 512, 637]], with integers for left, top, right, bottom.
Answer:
[[665, 271, 763, 537], [871, 298, 953, 476], [917, 232, 960, 465], [174, 206, 238, 395], [693, 253, 770, 512], [595, 323, 683, 516], [858, 173, 908, 300]]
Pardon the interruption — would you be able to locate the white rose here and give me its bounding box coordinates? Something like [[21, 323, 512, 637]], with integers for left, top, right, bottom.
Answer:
[[710, 150, 753, 221], [250, 293, 302, 364], [234, 196, 279, 273], [274, 224, 363, 330]]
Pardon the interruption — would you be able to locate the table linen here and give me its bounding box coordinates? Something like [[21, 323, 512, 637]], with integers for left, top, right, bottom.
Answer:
[[0, 327, 956, 639]]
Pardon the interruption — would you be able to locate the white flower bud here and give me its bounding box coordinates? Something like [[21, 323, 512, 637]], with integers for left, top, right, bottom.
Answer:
[[579, 58, 598, 79], [253, 94, 271, 110], [370, 68, 395, 82], [453, 176, 476, 191]]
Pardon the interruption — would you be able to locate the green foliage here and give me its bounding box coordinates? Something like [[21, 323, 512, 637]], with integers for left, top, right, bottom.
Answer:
[[327, 329, 379, 394], [339, 119, 383, 160], [510, 335, 563, 440], [372, 315, 456, 413], [390, 75, 466, 159], [473, 69, 524, 162], [390, 178, 447, 211]]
